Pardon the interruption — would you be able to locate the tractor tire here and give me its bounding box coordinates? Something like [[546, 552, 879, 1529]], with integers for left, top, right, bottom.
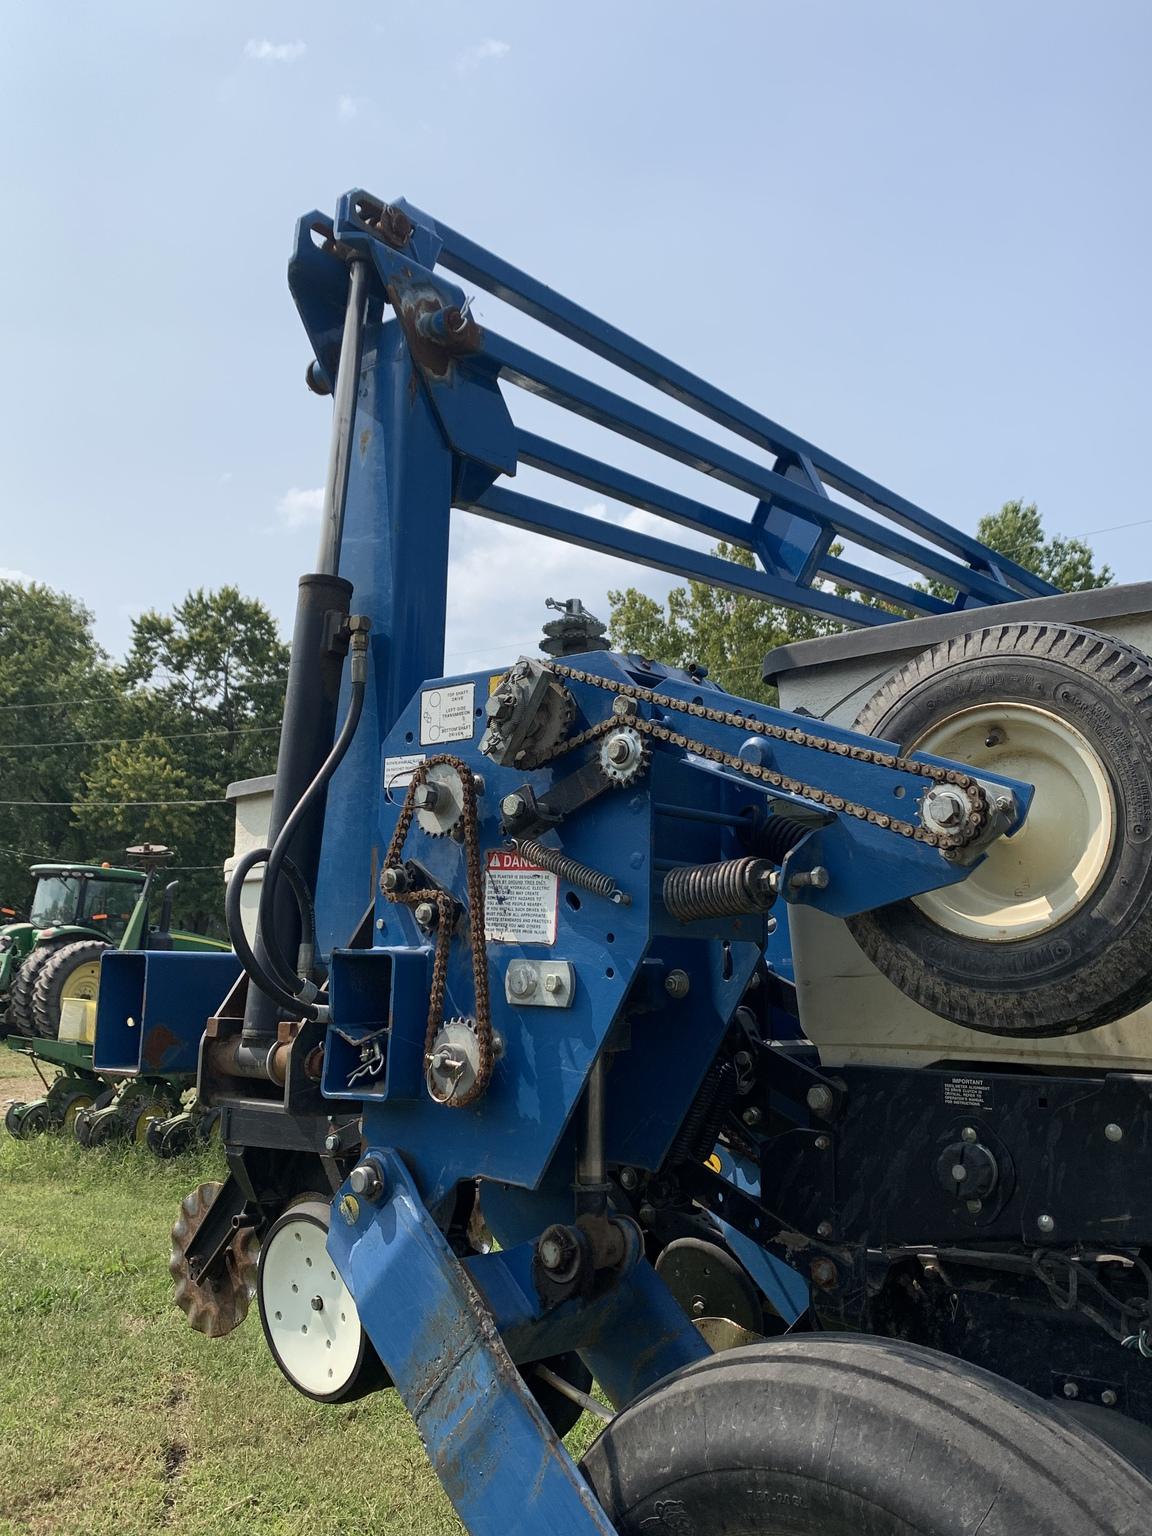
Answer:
[[30, 938, 109, 1041], [6, 945, 58, 1037], [847, 623, 1152, 1036], [579, 1336, 1152, 1534]]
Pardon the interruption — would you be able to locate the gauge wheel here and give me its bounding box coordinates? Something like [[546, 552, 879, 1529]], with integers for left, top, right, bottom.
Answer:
[[30, 938, 110, 1041], [257, 1198, 388, 1403], [579, 1336, 1152, 1533], [46, 1079, 96, 1134], [847, 623, 1152, 1036]]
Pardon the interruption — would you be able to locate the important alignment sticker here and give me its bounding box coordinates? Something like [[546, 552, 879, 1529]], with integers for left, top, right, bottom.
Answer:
[[942, 1075, 995, 1110], [484, 850, 559, 945], [420, 682, 476, 745]]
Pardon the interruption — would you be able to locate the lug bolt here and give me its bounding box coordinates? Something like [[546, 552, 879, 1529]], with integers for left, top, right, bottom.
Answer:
[[664, 969, 690, 999], [807, 1084, 835, 1116], [951, 1163, 968, 1183], [966, 1199, 983, 1214], [349, 1160, 385, 1202], [961, 1126, 978, 1143]]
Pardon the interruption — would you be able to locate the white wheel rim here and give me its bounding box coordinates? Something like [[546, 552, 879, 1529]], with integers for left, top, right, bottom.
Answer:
[[260, 1211, 365, 1395], [909, 702, 1115, 941]]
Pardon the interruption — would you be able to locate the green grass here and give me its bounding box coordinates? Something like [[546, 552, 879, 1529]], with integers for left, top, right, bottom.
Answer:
[[0, 1054, 602, 1536]]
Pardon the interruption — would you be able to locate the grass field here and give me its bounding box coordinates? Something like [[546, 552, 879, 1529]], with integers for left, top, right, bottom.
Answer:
[[0, 1053, 600, 1536]]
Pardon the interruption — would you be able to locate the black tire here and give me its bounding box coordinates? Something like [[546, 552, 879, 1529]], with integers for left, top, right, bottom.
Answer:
[[579, 1335, 1152, 1534], [847, 623, 1152, 1036], [7, 944, 59, 1037], [30, 938, 109, 1040]]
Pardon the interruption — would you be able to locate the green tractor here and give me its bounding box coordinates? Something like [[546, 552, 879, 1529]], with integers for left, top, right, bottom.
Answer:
[[1, 846, 219, 1042], [2, 845, 228, 1144]]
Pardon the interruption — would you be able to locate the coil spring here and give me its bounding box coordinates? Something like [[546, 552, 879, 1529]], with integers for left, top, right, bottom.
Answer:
[[512, 837, 629, 906], [668, 1058, 738, 1168], [756, 813, 808, 864], [663, 857, 777, 923]]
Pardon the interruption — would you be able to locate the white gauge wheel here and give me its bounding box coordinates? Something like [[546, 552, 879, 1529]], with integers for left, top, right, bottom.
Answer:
[[257, 1200, 377, 1401], [909, 702, 1115, 941]]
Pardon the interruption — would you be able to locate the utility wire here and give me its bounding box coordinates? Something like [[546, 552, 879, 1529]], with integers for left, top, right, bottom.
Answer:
[[0, 798, 229, 808], [0, 724, 280, 752]]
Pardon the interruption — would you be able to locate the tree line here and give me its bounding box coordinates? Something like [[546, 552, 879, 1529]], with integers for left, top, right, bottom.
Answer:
[[0, 583, 288, 936], [607, 500, 1112, 708], [0, 500, 1111, 936]]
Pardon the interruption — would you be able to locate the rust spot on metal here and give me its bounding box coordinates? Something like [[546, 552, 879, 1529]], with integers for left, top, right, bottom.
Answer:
[[353, 194, 415, 250], [142, 1022, 182, 1072]]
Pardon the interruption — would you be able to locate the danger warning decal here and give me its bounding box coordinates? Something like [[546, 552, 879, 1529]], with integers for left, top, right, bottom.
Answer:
[[484, 849, 558, 945]]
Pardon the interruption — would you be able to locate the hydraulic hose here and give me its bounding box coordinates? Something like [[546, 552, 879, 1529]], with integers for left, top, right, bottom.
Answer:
[[254, 662, 366, 1004], [225, 848, 321, 1021]]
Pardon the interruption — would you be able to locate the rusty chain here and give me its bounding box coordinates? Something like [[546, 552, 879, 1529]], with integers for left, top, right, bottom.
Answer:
[[538, 664, 989, 850], [382, 755, 493, 1107]]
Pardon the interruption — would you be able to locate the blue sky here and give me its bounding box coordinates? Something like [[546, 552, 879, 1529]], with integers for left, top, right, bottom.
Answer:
[[1, 2, 1149, 671]]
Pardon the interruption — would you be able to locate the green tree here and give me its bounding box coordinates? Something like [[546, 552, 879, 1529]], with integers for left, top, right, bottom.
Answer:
[[609, 543, 845, 708], [76, 588, 288, 934], [972, 499, 1112, 592], [0, 581, 114, 910], [609, 503, 1111, 708]]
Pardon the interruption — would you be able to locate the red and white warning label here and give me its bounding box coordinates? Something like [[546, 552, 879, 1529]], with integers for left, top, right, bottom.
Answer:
[[484, 849, 558, 945]]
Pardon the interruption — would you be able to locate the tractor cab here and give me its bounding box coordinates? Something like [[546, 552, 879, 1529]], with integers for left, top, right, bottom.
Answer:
[[28, 863, 145, 945]]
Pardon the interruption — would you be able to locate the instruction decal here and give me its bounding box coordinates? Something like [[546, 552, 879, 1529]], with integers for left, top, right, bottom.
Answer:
[[942, 1075, 994, 1111], [383, 753, 426, 793], [420, 682, 476, 745], [484, 850, 559, 945]]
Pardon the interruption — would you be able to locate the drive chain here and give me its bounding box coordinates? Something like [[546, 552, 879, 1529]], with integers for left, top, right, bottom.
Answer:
[[382, 755, 493, 1106], [541, 664, 989, 851]]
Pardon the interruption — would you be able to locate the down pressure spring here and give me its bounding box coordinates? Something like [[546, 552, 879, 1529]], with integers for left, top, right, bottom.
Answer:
[[663, 857, 778, 922], [511, 837, 629, 906]]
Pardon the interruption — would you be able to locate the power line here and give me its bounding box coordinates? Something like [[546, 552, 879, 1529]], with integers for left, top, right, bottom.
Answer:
[[0, 695, 110, 713], [0, 798, 230, 808], [0, 724, 280, 752]]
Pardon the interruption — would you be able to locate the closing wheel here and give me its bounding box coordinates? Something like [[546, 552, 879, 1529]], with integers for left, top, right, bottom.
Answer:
[[579, 1336, 1152, 1533], [257, 1199, 387, 1403], [5, 1100, 49, 1139], [848, 623, 1152, 1036], [45, 1079, 95, 1134]]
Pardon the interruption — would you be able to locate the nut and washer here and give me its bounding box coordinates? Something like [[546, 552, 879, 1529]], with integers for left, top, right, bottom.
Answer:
[[1037, 1213, 1055, 1234], [414, 901, 438, 929], [349, 1160, 385, 1202], [664, 969, 691, 999]]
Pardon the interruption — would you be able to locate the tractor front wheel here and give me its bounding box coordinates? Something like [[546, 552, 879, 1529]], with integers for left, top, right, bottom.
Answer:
[[579, 1337, 1151, 1534]]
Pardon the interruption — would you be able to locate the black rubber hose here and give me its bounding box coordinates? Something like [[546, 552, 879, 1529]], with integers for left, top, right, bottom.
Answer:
[[225, 847, 320, 1019], [257, 673, 365, 996]]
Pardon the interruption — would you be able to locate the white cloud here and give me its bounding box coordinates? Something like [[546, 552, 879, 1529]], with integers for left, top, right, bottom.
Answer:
[[0, 567, 33, 585], [443, 500, 689, 672], [337, 94, 358, 121], [244, 38, 307, 64], [277, 486, 324, 528], [455, 38, 510, 75]]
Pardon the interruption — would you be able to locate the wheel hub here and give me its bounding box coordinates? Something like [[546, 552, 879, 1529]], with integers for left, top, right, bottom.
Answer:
[[910, 702, 1115, 941], [259, 1206, 367, 1397]]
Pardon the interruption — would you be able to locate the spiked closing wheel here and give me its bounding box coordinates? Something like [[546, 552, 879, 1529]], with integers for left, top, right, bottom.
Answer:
[[170, 1181, 259, 1338]]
